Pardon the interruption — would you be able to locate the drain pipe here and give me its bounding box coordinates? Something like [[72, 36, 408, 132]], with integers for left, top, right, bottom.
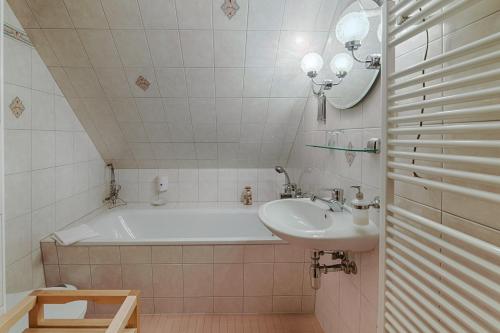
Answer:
[[309, 250, 358, 290]]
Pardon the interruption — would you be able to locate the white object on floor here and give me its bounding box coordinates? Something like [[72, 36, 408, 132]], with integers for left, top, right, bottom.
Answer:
[[52, 224, 99, 246], [6, 284, 87, 333]]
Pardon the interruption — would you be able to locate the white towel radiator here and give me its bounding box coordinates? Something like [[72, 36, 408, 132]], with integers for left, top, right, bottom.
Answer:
[[380, 1, 500, 332]]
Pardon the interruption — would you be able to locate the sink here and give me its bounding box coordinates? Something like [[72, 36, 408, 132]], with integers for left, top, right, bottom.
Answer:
[[258, 198, 378, 251]]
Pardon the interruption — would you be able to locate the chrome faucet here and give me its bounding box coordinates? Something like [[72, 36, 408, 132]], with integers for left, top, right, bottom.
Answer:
[[310, 188, 345, 212], [103, 163, 126, 209], [275, 166, 300, 199]]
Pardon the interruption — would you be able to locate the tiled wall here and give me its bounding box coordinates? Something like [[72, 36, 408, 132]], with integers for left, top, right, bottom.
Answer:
[[115, 168, 285, 203], [6, 0, 341, 168], [4, 3, 107, 293], [286, 1, 500, 333], [41, 243, 315, 314], [287, 40, 382, 333], [288, 87, 381, 333]]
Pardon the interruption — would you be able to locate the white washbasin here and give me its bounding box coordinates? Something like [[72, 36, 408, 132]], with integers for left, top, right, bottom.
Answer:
[[258, 198, 378, 251]]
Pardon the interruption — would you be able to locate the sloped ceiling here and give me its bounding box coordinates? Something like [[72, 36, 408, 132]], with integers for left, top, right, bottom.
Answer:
[[8, 0, 338, 168]]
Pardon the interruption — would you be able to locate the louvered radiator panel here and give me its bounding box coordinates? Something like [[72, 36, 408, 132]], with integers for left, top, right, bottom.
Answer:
[[380, 1, 500, 332]]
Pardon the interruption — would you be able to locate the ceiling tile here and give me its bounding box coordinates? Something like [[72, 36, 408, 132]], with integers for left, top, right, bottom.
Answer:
[[156, 68, 187, 97], [78, 29, 121, 67], [143, 122, 170, 142], [163, 98, 190, 123], [168, 123, 195, 143], [179, 30, 214, 67], [270, 67, 310, 97], [7, 0, 40, 28], [185, 68, 215, 98], [43, 29, 90, 67], [276, 31, 328, 66], [241, 123, 264, 142], [212, 0, 248, 30], [245, 31, 280, 67], [175, 0, 212, 29], [109, 98, 141, 122], [146, 30, 183, 67], [247, 0, 285, 30], [242, 68, 273, 97], [217, 123, 240, 142], [64, 0, 108, 29], [195, 142, 217, 160], [119, 121, 148, 142], [218, 143, 239, 160], [215, 68, 244, 97], [170, 142, 196, 159], [64, 67, 104, 98], [26, 29, 60, 66], [129, 142, 155, 160], [101, 0, 142, 28], [95, 67, 132, 98], [27, 0, 73, 28], [242, 98, 268, 123], [189, 98, 215, 123], [124, 67, 160, 98], [112, 29, 152, 67], [216, 98, 242, 123], [193, 122, 217, 142], [267, 98, 306, 123], [138, 0, 178, 29], [136, 98, 166, 122], [282, 0, 322, 31], [214, 30, 246, 67]]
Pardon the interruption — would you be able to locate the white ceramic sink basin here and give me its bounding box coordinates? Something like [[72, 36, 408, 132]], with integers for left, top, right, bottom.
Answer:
[[258, 198, 378, 251]]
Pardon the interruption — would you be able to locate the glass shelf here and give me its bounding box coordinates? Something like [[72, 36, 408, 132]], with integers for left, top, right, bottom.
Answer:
[[306, 144, 379, 153]]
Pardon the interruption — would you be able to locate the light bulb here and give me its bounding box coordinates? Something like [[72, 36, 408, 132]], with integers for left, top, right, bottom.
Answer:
[[335, 11, 370, 44], [330, 53, 354, 76], [300, 52, 324, 74]]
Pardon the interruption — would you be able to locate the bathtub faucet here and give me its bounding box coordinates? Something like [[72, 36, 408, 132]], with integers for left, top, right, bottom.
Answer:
[[274, 166, 301, 199], [103, 163, 126, 209]]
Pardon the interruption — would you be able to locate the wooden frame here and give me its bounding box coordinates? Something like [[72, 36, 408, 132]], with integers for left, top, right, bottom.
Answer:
[[0, 290, 140, 333]]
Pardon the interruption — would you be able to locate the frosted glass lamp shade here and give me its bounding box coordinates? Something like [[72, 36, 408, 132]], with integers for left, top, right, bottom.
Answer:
[[336, 12, 370, 44], [330, 53, 354, 75], [301, 53, 324, 74]]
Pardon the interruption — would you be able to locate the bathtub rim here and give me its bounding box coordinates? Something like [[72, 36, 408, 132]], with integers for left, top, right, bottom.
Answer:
[[42, 202, 287, 246]]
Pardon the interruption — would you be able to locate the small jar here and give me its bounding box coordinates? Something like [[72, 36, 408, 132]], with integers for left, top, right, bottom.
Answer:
[[242, 186, 253, 205]]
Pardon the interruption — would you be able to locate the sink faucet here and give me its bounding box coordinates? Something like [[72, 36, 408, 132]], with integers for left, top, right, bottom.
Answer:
[[103, 163, 126, 209], [274, 166, 300, 199], [310, 188, 344, 212]]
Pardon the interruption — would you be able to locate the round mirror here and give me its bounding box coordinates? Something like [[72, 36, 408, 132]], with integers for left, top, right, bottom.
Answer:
[[321, 0, 381, 109]]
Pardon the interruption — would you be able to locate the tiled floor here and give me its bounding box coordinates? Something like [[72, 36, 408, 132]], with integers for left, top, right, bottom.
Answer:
[[140, 314, 325, 333]]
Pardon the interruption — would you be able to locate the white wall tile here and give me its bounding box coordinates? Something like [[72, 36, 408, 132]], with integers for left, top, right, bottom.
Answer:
[[214, 30, 246, 67], [138, 0, 178, 29], [5, 130, 31, 174], [180, 30, 214, 67], [32, 168, 56, 210], [147, 30, 183, 67], [186, 68, 215, 97], [101, 0, 142, 28], [247, 0, 285, 30], [175, 0, 213, 29], [32, 131, 56, 170]]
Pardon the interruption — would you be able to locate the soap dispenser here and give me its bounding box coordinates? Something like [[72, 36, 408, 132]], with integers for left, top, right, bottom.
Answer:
[[350, 186, 370, 225]]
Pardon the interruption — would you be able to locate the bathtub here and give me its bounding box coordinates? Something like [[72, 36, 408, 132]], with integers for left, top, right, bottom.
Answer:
[[57, 204, 283, 245], [41, 205, 314, 315]]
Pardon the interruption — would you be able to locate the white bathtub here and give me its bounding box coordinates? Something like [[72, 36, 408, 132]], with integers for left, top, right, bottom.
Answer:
[[61, 205, 283, 245]]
